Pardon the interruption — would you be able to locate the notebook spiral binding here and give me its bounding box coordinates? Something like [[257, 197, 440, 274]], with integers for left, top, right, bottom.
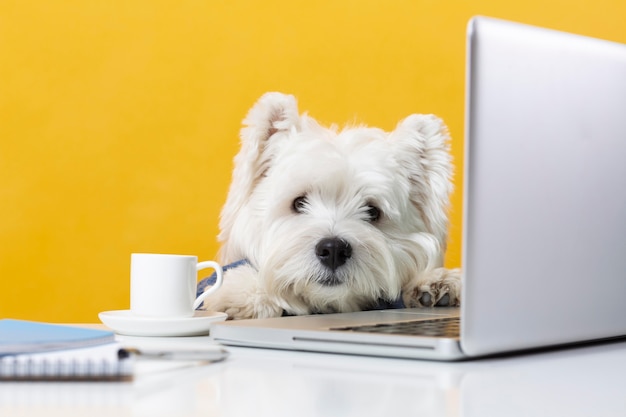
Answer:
[[0, 355, 133, 381]]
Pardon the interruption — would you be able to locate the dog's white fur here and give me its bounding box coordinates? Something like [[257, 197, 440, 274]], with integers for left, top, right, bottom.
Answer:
[[203, 92, 461, 319]]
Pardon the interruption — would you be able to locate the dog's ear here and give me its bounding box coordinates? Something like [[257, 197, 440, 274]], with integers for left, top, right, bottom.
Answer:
[[389, 114, 454, 256], [218, 92, 300, 259], [240, 92, 301, 145]]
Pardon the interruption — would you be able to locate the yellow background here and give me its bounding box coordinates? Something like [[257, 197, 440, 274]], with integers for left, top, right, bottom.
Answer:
[[1, 0, 625, 322]]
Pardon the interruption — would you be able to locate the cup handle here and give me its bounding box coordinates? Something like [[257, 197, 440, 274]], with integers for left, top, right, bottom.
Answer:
[[193, 261, 224, 310]]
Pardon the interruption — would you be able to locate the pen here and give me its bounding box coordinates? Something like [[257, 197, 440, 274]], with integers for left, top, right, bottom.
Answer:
[[118, 347, 229, 363]]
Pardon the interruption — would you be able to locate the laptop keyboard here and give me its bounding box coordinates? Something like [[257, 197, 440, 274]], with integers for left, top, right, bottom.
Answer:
[[331, 317, 460, 338]]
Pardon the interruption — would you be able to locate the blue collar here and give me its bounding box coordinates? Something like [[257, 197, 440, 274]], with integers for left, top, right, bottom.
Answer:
[[197, 258, 250, 291]]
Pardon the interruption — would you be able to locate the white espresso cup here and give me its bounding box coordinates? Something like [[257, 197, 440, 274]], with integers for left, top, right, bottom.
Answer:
[[130, 253, 223, 318]]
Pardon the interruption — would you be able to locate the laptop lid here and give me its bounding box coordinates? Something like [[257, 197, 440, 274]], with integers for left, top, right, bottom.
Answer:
[[461, 17, 626, 356]]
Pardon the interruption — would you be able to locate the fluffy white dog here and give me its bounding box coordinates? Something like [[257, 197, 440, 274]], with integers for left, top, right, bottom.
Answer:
[[200, 92, 461, 319]]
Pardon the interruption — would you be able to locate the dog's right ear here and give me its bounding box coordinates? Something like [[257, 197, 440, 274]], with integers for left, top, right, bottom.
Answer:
[[241, 92, 301, 147], [218, 92, 300, 258], [236, 92, 300, 191]]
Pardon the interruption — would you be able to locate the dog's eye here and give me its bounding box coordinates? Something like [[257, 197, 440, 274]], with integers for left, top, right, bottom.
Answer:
[[292, 196, 308, 213], [365, 205, 381, 222]]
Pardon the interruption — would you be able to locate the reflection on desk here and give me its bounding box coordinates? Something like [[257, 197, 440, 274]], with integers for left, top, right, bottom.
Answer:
[[1, 332, 625, 417]]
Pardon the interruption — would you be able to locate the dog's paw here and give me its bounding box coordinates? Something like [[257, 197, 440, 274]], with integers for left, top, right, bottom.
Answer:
[[402, 268, 462, 308], [199, 264, 285, 319], [219, 301, 284, 320], [201, 288, 285, 320], [201, 294, 282, 320]]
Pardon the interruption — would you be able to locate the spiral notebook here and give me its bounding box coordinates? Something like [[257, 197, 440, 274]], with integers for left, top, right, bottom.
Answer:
[[0, 319, 132, 381]]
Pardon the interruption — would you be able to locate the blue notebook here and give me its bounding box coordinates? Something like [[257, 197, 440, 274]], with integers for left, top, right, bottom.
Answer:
[[0, 319, 116, 356]]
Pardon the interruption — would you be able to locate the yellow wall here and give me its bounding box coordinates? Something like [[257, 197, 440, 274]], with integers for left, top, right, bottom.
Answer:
[[2, 0, 625, 322]]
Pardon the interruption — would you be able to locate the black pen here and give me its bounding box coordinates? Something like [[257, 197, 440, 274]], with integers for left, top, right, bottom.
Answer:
[[118, 347, 229, 363]]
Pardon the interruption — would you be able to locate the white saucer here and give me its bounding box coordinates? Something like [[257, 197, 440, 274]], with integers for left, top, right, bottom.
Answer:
[[98, 310, 228, 337]]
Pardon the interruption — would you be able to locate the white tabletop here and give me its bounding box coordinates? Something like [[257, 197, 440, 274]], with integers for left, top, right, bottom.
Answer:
[[2, 327, 625, 417]]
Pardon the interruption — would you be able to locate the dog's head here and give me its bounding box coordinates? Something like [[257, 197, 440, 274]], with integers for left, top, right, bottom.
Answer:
[[218, 92, 453, 314]]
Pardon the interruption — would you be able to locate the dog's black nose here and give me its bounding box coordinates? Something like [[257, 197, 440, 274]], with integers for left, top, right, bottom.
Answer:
[[315, 238, 352, 271]]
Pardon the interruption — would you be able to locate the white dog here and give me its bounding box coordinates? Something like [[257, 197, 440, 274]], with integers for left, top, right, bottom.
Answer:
[[199, 92, 461, 319]]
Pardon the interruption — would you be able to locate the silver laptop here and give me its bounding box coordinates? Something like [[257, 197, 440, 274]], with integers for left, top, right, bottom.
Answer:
[[210, 16, 626, 360]]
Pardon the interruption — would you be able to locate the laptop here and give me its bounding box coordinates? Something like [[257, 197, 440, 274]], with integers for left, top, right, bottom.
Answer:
[[210, 16, 626, 360]]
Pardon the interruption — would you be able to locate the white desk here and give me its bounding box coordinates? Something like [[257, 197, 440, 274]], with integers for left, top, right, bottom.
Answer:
[[2, 328, 626, 417]]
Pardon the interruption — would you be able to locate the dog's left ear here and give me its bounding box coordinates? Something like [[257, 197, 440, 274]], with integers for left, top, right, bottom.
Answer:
[[218, 92, 301, 259], [389, 114, 454, 254]]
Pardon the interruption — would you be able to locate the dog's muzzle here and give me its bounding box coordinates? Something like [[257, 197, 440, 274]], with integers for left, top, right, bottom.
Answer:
[[315, 237, 352, 273]]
